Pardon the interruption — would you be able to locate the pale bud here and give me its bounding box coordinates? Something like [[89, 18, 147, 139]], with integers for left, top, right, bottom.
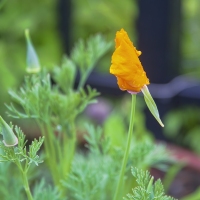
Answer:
[[0, 116, 18, 147], [25, 29, 41, 73]]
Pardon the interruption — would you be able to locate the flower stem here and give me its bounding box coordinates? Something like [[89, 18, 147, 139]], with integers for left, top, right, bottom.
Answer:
[[22, 171, 33, 200], [16, 160, 33, 200], [113, 94, 136, 200]]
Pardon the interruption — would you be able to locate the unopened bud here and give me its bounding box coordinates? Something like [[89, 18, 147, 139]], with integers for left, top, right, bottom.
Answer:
[[25, 29, 41, 73], [0, 116, 18, 147]]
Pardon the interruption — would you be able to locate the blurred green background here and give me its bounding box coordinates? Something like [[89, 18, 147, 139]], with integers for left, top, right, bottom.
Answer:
[[0, 0, 200, 153], [0, 0, 137, 117]]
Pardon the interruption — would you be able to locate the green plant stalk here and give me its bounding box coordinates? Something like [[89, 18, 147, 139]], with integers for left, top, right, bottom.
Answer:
[[46, 122, 61, 185], [15, 160, 33, 200], [78, 67, 93, 90], [37, 121, 59, 186], [113, 94, 136, 200], [60, 122, 76, 178], [58, 127, 77, 197], [22, 171, 33, 200], [37, 119, 77, 192]]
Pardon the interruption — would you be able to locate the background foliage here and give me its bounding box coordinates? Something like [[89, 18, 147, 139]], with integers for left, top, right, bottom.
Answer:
[[0, 0, 61, 117], [1, 0, 200, 199]]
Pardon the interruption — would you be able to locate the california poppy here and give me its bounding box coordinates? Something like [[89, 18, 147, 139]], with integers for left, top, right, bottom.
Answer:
[[110, 28, 149, 93], [110, 29, 164, 127]]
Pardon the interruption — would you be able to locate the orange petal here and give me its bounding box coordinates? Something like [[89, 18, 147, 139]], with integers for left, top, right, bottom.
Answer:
[[110, 29, 149, 93]]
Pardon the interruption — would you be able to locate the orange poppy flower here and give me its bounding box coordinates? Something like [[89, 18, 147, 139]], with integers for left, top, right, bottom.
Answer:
[[110, 29, 149, 93]]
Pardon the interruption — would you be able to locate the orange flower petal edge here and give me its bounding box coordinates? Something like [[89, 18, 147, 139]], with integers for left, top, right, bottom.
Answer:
[[110, 28, 149, 93]]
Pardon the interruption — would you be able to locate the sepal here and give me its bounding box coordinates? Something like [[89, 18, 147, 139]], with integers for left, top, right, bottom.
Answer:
[[141, 85, 164, 127]]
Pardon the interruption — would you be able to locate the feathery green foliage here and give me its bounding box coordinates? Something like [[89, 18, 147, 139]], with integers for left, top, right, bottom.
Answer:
[[0, 163, 25, 200], [0, 126, 44, 166], [6, 34, 110, 192], [0, 31, 177, 200], [33, 179, 62, 200], [0, 124, 44, 200], [124, 168, 176, 200], [71, 34, 112, 89], [61, 124, 173, 200]]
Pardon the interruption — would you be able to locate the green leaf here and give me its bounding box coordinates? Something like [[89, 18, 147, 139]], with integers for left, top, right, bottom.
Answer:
[[141, 85, 164, 127], [52, 56, 76, 94], [71, 34, 112, 89], [131, 168, 151, 189], [28, 136, 44, 166]]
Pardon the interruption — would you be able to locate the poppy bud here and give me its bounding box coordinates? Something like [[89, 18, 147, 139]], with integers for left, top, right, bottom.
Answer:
[[110, 28, 149, 93], [0, 116, 18, 147], [25, 29, 41, 73], [110, 29, 164, 127]]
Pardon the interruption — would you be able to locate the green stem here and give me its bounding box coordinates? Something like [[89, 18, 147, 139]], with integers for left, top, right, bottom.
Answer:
[[77, 67, 93, 90], [60, 121, 76, 179], [59, 123, 77, 197], [113, 94, 136, 200], [22, 171, 33, 200], [37, 121, 59, 186], [45, 122, 62, 186], [16, 160, 33, 200]]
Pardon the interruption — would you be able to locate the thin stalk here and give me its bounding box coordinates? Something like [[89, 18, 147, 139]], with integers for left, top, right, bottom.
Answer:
[[37, 121, 59, 186], [37, 122, 50, 158], [77, 67, 93, 90], [22, 171, 33, 200], [16, 160, 33, 200], [46, 122, 57, 163], [45, 122, 61, 186], [61, 121, 76, 177], [113, 94, 136, 200]]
